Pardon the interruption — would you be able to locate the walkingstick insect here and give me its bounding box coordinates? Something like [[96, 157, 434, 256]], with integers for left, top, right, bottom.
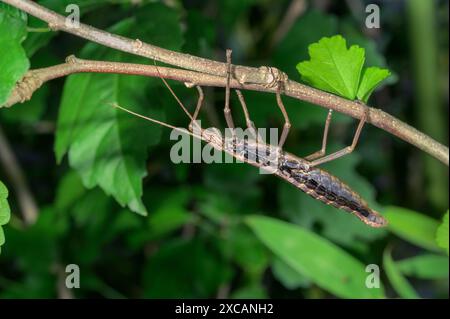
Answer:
[[113, 49, 388, 228]]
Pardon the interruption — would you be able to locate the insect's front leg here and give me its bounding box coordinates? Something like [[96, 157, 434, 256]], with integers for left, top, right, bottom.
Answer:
[[223, 49, 236, 132], [188, 86, 204, 133]]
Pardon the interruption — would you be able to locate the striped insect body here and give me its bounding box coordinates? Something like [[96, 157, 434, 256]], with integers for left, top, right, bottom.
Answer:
[[114, 50, 388, 228], [277, 154, 387, 227]]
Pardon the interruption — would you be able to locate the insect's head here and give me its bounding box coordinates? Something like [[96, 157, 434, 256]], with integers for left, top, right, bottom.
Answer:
[[202, 127, 223, 148]]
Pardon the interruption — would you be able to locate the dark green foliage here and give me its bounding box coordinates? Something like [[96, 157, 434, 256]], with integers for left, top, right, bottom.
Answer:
[[0, 0, 448, 299]]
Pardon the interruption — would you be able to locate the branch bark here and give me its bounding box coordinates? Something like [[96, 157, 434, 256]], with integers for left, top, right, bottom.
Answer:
[[1, 0, 449, 166]]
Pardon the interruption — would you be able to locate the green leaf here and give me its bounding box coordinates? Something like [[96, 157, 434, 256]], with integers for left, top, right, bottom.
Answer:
[[296, 35, 391, 102], [225, 226, 269, 277], [356, 67, 391, 102], [0, 3, 27, 41], [246, 216, 385, 298], [272, 258, 311, 290], [397, 254, 449, 280], [384, 206, 440, 251], [436, 211, 449, 255], [296, 35, 365, 100], [0, 180, 11, 254], [383, 247, 420, 298], [54, 4, 183, 215], [273, 10, 350, 128], [0, 3, 29, 106]]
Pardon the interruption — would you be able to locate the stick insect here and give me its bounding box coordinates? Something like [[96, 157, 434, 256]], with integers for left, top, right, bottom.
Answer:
[[113, 50, 388, 228]]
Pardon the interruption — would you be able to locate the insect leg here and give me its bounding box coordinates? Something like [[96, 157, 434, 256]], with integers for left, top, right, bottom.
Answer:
[[188, 86, 204, 132], [275, 82, 291, 149], [305, 109, 333, 161], [224, 49, 235, 131], [153, 59, 197, 124], [308, 106, 369, 167], [153, 59, 207, 138], [235, 90, 263, 142]]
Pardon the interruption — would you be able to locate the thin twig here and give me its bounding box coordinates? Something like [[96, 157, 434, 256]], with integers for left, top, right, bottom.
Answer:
[[1, 0, 448, 166], [1, 0, 275, 86], [270, 0, 307, 50], [3, 56, 448, 166], [0, 125, 38, 225]]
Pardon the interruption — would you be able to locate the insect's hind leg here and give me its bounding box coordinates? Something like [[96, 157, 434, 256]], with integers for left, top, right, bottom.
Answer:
[[235, 90, 263, 141], [275, 83, 291, 149], [308, 106, 369, 167], [305, 109, 333, 161]]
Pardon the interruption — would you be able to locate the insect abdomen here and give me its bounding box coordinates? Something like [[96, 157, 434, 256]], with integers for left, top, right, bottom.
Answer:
[[279, 158, 387, 228]]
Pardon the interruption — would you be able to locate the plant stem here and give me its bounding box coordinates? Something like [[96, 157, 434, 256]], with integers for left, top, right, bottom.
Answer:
[[407, 0, 448, 209]]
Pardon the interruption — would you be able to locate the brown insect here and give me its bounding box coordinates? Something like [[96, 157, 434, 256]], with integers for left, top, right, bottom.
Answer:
[[113, 49, 388, 228]]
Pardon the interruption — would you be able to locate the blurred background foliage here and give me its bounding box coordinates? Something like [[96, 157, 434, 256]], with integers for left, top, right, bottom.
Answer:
[[0, 0, 448, 298]]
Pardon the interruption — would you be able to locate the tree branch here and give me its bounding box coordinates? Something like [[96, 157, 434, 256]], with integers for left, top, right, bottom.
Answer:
[[1, 0, 448, 166], [2, 0, 276, 86]]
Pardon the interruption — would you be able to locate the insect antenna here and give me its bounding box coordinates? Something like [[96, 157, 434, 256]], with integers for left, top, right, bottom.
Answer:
[[111, 103, 201, 139], [111, 60, 207, 140], [152, 60, 202, 131]]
